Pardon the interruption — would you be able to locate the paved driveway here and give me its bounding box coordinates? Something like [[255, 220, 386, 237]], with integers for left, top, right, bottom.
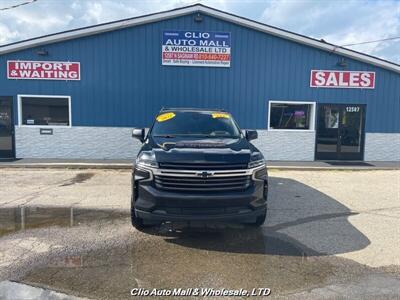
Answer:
[[0, 169, 399, 299]]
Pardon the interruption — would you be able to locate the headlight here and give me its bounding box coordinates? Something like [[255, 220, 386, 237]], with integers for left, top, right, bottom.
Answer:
[[248, 152, 266, 168], [135, 151, 158, 168], [248, 159, 266, 168]]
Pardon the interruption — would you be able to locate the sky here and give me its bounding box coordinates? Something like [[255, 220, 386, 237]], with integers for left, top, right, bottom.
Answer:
[[0, 0, 399, 64]]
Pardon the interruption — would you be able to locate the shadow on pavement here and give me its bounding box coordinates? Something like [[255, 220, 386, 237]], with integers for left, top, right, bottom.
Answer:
[[142, 176, 370, 257], [0, 176, 373, 298], [0, 176, 370, 258]]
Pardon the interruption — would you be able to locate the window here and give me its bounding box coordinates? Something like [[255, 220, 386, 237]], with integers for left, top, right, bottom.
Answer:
[[268, 101, 315, 130], [19, 95, 71, 126], [151, 111, 241, 138]]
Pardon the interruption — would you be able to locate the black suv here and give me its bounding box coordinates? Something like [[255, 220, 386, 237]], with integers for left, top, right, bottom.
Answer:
[[131, 108, 268, 228]]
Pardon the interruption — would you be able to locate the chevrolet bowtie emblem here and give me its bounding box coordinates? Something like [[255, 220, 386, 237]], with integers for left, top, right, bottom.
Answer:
[[197, 171, 214, 178]]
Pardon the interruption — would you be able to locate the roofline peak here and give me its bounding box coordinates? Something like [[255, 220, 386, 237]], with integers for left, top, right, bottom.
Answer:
[[0, 3, 398, 72]]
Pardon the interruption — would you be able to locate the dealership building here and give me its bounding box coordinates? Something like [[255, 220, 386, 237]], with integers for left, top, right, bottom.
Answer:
[[0, 4, 399, 161]]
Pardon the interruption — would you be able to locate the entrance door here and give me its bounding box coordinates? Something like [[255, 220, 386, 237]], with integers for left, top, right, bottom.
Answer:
[[316, 104, 366, 160], [0, 97, 15, 158]]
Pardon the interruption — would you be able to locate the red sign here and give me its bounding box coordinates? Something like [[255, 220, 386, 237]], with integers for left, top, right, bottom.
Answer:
[[7, 60, 80, 80], [162, 52, 230, 61], [310, 70, 375, 89]]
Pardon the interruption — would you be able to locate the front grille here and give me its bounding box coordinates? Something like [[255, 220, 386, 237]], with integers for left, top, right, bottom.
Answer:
[[154, 174, 251, 192], [158, 162, 248, 170]]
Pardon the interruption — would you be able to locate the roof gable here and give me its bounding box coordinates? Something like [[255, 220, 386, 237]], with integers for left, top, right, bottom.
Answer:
[[1, 4, 399, 73]]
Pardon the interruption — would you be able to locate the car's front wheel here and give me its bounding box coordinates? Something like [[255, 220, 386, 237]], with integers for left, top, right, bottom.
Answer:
[[131, 194, 146, 229], [251, 209, 267, 227]]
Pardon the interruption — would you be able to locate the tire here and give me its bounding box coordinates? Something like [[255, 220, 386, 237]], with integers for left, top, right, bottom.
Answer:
[[131, 183, 158, 229], [131, 178, 147, 229], [251, 209, 267, 227], [131, 194, 146, 229]]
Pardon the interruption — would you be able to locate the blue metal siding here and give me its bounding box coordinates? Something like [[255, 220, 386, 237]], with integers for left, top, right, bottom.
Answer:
[[0, 12, 399, 132]]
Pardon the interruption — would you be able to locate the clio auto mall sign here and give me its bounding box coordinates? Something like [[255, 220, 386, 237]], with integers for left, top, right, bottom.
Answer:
[[7, 60, 80, 80], [310, 70, 375, 89], [162, 31, 231, 67]]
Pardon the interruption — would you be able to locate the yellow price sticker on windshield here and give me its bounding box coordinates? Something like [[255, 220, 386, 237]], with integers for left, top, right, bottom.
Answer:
[[156, 112, 176, 122], [212, 113, 230, 119]]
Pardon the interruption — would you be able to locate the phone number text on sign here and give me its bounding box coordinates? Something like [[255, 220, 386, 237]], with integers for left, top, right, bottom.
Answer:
[[162, 31, 231, 67]]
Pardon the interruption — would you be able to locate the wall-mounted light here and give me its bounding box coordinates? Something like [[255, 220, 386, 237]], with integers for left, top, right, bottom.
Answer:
[[194, 13, 203, 22], [337, 57, 347, 67], [36, 49, 48, 56]]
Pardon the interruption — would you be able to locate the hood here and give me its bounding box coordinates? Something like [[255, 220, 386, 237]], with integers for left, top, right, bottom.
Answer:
[[142, 136, 259, 165]]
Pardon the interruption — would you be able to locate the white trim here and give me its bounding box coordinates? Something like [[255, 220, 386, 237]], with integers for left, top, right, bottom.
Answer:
[[0, 5, 398, 73], [17, 94, 72, 128], [268, 100, 316, 131], [201, 7, 399, 73], [0, 6, 198, 55]]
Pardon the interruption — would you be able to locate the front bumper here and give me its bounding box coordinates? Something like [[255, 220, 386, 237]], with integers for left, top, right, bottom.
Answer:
[[132, 165, 268, 222], [135, 206, 266, 222]]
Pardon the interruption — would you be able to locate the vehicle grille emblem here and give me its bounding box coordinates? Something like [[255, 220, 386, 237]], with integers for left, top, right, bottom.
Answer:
[[197, 171, 214, 178]]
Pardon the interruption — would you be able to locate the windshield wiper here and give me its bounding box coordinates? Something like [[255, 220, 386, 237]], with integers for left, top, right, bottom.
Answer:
[[153, 135, 176, 138], [202, 135, 240, 138], [153, 134, 239, 138]]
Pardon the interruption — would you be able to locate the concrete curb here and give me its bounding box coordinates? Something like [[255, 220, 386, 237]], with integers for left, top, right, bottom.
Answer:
[[0, 163, 398, 171], [267, 166, 400, 171], [0, 163, 133, 170]]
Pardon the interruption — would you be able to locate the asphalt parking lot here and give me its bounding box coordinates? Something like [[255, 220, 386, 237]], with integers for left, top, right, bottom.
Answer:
[[0, 168, 399, 299]]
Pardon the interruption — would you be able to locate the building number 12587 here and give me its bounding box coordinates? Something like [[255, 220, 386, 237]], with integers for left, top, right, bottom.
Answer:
[[346, 106, 360, 112]]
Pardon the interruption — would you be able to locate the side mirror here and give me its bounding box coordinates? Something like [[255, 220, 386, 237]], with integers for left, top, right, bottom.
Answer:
[[132, 128, 145, 143], [245, 129, 258, 141]]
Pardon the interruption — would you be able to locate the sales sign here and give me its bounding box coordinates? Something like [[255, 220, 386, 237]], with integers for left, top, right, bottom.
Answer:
[[310, 70, 375, 89], [7, 60, 80, 80], [162, 31, 231, 67]]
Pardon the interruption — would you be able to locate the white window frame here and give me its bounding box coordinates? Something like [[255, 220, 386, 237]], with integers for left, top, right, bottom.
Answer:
[[18, 94, 72, 128], [268, 100, 316, 131]]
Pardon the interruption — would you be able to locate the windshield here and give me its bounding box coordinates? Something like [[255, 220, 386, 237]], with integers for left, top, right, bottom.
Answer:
[[151, 111, 241, 138]]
